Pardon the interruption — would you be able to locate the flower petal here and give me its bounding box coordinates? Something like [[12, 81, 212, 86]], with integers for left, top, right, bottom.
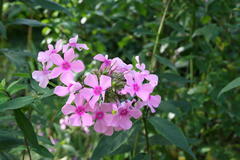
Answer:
[[82, 113, 93, 126], [32, 71, 44, 81], [94, 120, 107, 133], [100, 75, 111, 90], [93, 54, 106, 62], [61, 104, 75, 115], [89, 95, 99, 108], [37, 51, 49, 63], [64, 48, 76, 62], [50, 54, 64, 66], [79, 88, 94, 102], [71, 60, 85, 73], [76, 44, 89, 50], [84, 74, 98, 88], [130, 109, 142, 119], [39, 77, 49, 88], [55, 39, 63, 52], [103, 127, 114, 136], [60, 72, 74, 86], [69, 35, 78, 43], [149, 95, 161, 108], [69, 114, 81, 126], [119, 117, 132, 130], [54, 86, 69, 96], [66, 93, 75, 104], [136, 84, 153, 101], [49, 67, 62, 79]]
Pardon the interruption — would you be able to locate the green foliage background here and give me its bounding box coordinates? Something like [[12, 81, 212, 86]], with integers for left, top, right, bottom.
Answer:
[[0, 0, 240, 159]]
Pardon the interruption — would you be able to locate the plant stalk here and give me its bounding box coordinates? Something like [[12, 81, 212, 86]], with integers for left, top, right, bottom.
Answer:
[[151, 0, 172, 71], [24, 138, 32, 160], [142, 108, 150, 156]]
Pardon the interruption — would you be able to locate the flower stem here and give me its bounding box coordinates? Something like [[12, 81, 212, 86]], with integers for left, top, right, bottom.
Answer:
[[24, 137, 32, 160], [151, 0, 172, 71], [142, 108, 150, 156]]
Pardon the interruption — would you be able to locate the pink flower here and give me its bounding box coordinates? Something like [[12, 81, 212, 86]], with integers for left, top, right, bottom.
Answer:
[[135, 56, 158, 87], [93, 103, 113, 134], [81, 74, 111, 107], [37, 40, 63, 65], [122, 72, 153, 101], [94, 54, 112, 70], [110, 57, 132, 73], [138, 95, 161, 113], [54, 72, 82, 104], [64, 35, 89, 52], [112, 101, 142, 130], [32, 63, 51, 88], [49, 48, 85, 79], [61, 95, 93, 127], [135, 56, 147, 72], [59, 116, 69, 130]]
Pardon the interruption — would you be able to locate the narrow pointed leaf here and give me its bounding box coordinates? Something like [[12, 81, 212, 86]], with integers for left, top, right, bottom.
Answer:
[[0, 96, 34, 112], [218, 77, 240, 97]]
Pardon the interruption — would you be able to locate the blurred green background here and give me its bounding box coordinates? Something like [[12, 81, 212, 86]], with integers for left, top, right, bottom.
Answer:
[[0, 0, 240, 159]]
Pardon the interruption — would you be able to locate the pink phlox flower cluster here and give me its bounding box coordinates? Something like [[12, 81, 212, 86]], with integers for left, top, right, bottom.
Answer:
[[32, 36, 161, 136]]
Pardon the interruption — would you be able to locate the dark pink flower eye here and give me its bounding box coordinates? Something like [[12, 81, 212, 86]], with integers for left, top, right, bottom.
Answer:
[[96, 112, 104, 120], [120, 108, 128, 116], [62, 62, 71, 70], [51, 49, 57, 54], [75, 106, 85, 115], [43, 69, 50, 75], [104, 59, 111, 66], [94, 86, 102, 95], [133, 83, 140, 92]]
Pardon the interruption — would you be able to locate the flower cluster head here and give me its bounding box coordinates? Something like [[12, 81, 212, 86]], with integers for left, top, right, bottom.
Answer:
[[32, 35, 161, 136]]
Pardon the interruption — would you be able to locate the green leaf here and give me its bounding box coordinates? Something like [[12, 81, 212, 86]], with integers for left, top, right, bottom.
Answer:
[[149, 117, 196, 159], [193, 24, 220, 42], [218, 77, 240, 97], [92, 129, 134, 160], [156, 55, 177, 71], [0, 96, 34, 112], [159, 101, 181, 115], [14, 110, 54, 158], [0, 135, 24, 151], [8, 19, 46, 27], [33, 0, 71, 15], [1, 79, 6, 89], [13, 73, 31, 78], [0, 152, 18, 160], [14, 109, 38, 146], [149, 135, 172, 146], [32, 145, 54, 158], [7, 80, 26, 95]]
